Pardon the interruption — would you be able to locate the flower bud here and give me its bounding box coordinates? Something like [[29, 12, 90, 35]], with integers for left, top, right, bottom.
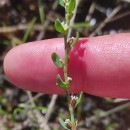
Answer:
[[64, 119, 72, 129], [68, 37, 74, 45], [70, 95, 78, 108]]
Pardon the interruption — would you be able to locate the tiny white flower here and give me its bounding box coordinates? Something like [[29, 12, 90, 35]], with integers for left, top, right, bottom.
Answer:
[[61, 21, 65, 26], [71, 95, 78, 100], [65, 119, 70, 123], [76, 120, 78, 126]]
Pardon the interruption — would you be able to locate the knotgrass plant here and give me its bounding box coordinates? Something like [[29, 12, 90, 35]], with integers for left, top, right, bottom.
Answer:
[[51, 0, 83, 130]]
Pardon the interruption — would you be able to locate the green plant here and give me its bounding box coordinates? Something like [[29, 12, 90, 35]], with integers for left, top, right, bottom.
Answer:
[[51, 0, 83, 130]]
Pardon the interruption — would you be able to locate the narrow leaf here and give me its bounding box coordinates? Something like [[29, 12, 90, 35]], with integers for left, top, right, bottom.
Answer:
[[38, 0, 44, 25], [75, 92, 83, 107], [67, 0, 76, 14], [59, 0, 64, 7], [72, 22, 91, 29], [51, 52, 63, 68], [74, 32, 79, 45], [71, 32, 79, 48], [56, 74, 67, 89], [23, 17, 36, 42], [59, 118, 70, 130], [54, 18, 64, 33]]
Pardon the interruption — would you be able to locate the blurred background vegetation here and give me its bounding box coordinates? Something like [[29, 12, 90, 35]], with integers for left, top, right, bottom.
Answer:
[[0, 0, 130, 130]]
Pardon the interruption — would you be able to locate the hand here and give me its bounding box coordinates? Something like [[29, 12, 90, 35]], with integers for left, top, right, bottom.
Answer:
[[4, 33, 130, 98]]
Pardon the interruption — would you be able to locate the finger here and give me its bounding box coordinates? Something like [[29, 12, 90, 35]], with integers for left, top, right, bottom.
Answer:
[[4, 33, 130, 98]]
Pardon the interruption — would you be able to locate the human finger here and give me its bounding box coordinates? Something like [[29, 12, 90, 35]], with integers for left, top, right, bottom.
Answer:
[[4, 33, 130, 98]]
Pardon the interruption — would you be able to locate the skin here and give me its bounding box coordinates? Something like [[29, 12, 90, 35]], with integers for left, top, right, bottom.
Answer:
[[3, 33, 130, 98]]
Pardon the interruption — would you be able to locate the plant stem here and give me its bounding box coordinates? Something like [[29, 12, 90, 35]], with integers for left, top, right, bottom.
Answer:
[[63, 28, 75, 129], [63, 2, 77, 130], [63, 33, 68, 82], [54, 1, 78, 130]]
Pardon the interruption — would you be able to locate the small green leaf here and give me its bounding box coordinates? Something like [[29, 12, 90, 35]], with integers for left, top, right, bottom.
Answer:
[[59, 118, 70, 130], [38, 106, 47, 111], [54, 18, 64, 33], [51, 52, 63, 68], [18, 103, 26, 108], [67, 0, 76, 14], [75, 92, 83, 107], [13, 108, 24, 115], [56, 74, 67, 89], [59, 0, 64, 7]]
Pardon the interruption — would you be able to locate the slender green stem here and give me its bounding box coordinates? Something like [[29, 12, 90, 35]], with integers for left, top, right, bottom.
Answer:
[[63, 1, 77, 130], [69, 105, 75, 124], [65, 89, 70, 102], [63, 31, 77, 130], [63, 33, 68, 82], [58, 1, 78, 130]]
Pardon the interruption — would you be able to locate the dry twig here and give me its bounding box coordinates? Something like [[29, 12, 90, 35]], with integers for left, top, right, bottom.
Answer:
[[41, 95, 58, 127], [89, 5, 122, 37]]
